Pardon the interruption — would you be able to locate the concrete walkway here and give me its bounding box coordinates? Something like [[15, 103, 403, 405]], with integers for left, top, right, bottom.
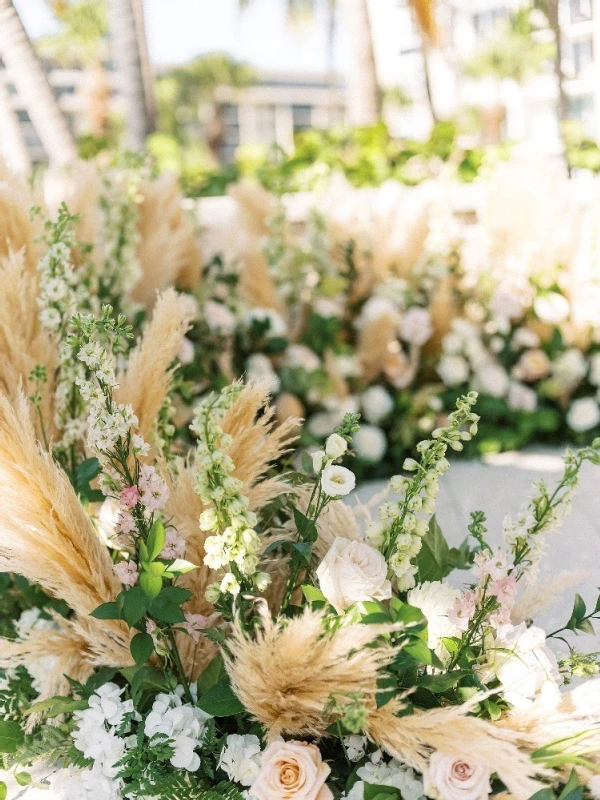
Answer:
[[8, 447, 600, 797]]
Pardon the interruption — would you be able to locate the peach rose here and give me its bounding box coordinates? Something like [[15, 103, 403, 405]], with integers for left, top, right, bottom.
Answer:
[[425, 752, 491, 800], [249, 740, 333, 800]]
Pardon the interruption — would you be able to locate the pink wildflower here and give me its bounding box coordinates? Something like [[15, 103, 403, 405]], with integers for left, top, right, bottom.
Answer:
[[113, 560, 139, 586], [120, 485, 139, 510]]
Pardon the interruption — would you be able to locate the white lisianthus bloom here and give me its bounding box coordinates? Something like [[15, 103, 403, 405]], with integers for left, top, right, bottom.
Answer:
[[361, 385, 394, 424], [245, 354, 280, 394], [218, 733, 262, 786], [425, 752, 491, 800], [284, 344, 321, 372], [325, 432, 348, 459], [353, 425, 387, 462], [486, 623, 560, 708], [399, 307, 433, 346], [204, 300, 236, 335], [437, 355, 469, 387], [321, 465, 356, 497], [567, 397, 600, 432], [317, 537, 392, 611], [407, 581, 462, 658], [474, 362, 509, 398], [534, 292, 570, 325], [244, 307, 287, 337]]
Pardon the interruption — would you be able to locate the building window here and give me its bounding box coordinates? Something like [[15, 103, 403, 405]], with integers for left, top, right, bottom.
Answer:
[[568, 0, 592, 24], [570, 35, 594, 75], [568, 93, 595, 135], [473, 7, 507, 36], [219, 103, 240, 164], [292, 104, 312, 133]]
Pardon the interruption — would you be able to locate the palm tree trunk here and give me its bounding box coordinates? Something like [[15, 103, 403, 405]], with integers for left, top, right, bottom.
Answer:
[[108, 0, 154, 149], [0, 71, 30, 173], [0, 0, 76, 165], [340, 0, 380, 125]]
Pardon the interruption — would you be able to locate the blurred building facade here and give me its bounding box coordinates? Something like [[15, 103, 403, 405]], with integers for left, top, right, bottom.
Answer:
[[369, 0, 600, 149]]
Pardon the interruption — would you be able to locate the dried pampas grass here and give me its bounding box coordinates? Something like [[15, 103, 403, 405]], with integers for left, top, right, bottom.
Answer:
[[0, 250, 57, 441], [226, 608, 397, 739], [115, 288, 194, 445], [131, 173, 202, 307], [0, 394, 132, 697], [0, 160, 42, 271], [368, 700, 546, 800]]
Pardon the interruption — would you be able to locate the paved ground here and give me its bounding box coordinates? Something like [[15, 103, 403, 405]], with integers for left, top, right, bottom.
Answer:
[[7, 447, 600, 797]]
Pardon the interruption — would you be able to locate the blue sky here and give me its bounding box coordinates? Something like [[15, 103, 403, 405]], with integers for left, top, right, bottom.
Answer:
[[14, 0, 343, 72]]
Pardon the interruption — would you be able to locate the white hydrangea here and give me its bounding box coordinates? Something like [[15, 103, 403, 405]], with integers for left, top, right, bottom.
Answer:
[[398, 307, 433, 346], [507, 382, 537, 412], [551, 348, 587, 392], [344, 754, 424, 800], [407, 581, 462, 658], [204, 300, 237, 335], [437, 355, 469, 387], [284, 344, 321, 372], [567, 397, 600, 432], [15, 608, 59, 693], [344, 735, 368, 762], [361, 385, 394, 424], [218, 733, 263, 786], [145, 689, 212, 772], [474, 362, 509, 398], [53, 764, 123, 800]]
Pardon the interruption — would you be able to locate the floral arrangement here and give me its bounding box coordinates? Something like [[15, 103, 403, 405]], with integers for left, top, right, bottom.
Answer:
[[2, 189, 600, 799], [184, 161, 600, 480]]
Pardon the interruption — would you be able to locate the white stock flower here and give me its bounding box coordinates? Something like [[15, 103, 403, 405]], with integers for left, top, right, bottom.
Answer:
[[399, 307, 433, 346], [361, 385, 394, 424], [407, 582, 462, 658], [425, 751, 491, 800], [317, 537, 392, 611], [437, 355, 469, 387], [474, 362, 509, 398], [204, 300, 236, 335], [353, 425, 387, 462], [218, 733, 262, 786], [567, 397, 600, 432], [321, 465, 356, 497]]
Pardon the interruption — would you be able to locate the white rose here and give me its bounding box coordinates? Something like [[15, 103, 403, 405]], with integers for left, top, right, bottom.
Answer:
[[567, 397, 600, 432], [398, 307, 433, 346], [353, 425, 387, 462], [534, 292, 570, 324], [316, 537, 392, 611], [361, 385, 394, 424], [219, 733, 262, 786], [321, 465, 356, 497], [325, 433, 348, 459], [284, 344, 321, 372], [425, 752, 491, 800], [507, 382, 537, 412], [437, 355, 470, 387], [204, 300, 236, 335], [246, 354, 280, 394], [249, 740, 333, 800], [474, 363, 509, 398]]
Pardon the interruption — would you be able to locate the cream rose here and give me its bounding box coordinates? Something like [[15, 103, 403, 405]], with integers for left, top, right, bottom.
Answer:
[[425, 752, 491, 800], [249, 740, 333, 800], [317, 537, 392, 611]]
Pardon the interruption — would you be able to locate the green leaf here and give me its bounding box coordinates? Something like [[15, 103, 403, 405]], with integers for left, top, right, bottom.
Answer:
[[131, 666, 173, 704], [146, 561, 167, 577], [25, 695, 88, 719], [0, 781, 7, 800], [301, 585, 327, 604], [301, 451, 313, 474], [389, 599, 425, 626], [197, 678, 245, 717], [90, 601, 119, 620], [130, 632, 154, 666], [415, 670, 471, 693], [416, 516, 451, 582], [164, 559, 197, 576], [403, 637, 434, 666], [292, 540, 313, 565], [146, 519, 166, 561], [14, 772, 31, 787], [558, 770, 582, 800], [528, 791, 556, 800], [363, 784, 401, 800], [122, 586, 150, 627], [160, 585, 193, 605], [75, 457, 101, 487], [577, 618, 595, 635], [196, 655, 227, 695], [149, 598, 186, 624], [293, 507, 318, 542], [0, 720, 24, 754], [140, 571, 163, 599]]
